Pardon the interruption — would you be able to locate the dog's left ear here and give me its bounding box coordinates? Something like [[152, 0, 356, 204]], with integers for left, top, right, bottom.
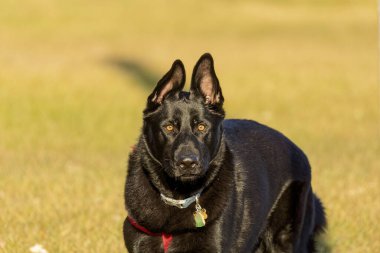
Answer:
[[146, 59, 186, 110], [190, 53, 224, 107]]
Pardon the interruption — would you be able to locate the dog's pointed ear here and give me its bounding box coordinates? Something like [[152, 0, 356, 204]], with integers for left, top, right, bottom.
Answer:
[[147, 59, 186, 109], [190, 53, 224, 107]]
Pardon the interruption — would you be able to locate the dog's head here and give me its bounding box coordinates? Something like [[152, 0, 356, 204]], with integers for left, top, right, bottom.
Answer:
[[142, 53, 225, 183]]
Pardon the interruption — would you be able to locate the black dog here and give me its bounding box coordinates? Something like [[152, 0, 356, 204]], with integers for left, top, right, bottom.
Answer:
[[123, 53, 326, 253]]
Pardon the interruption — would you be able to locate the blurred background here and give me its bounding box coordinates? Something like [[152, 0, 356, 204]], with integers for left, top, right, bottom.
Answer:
[[0, 0, 378, 252]]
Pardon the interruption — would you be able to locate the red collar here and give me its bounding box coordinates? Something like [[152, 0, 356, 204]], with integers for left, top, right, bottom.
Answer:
[[127, 216, 173, 253]]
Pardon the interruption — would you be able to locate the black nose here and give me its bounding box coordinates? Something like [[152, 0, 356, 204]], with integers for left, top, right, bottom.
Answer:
[[177, 156, 199, 169]]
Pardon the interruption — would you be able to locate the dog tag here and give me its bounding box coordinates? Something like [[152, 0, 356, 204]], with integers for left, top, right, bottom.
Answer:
[[194, 211, 206, 227], [194, 196, 207, 228], [200, 208, 208, 220]]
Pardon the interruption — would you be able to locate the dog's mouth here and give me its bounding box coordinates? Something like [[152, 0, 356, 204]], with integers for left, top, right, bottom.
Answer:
[[170, 169, 206, 183], [163, 160, 208, 183], [163, 165, 208, 193], [178, 173, 202, 182]]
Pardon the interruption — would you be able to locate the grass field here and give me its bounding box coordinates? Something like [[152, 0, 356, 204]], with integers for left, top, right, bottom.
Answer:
[[0, 0, 379, 252]]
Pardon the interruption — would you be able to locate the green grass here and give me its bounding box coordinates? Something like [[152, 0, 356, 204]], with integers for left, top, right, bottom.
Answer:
[[0, 0, 378, 252]]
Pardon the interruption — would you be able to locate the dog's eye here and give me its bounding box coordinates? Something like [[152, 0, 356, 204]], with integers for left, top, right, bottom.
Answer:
[[197, 123, 206, 132], [165, 124, 174, 132]]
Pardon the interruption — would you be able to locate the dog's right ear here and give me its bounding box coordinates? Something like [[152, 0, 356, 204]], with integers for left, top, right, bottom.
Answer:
[[146, 60, 186, 111]]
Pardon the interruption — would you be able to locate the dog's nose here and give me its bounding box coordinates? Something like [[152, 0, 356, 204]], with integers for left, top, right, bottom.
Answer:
[[177, 156, 199, 169]]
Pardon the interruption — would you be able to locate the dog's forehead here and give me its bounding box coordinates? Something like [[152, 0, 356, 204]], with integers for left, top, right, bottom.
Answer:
[[163, 98, 205, 120]]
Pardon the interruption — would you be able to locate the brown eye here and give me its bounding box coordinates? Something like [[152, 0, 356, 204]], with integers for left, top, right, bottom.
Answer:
[[165, 124, 174, 132], [197, 123, 206, 131]]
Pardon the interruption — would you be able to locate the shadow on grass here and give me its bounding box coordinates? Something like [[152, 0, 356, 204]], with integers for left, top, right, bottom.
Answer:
[[104, 57, 159, 90]]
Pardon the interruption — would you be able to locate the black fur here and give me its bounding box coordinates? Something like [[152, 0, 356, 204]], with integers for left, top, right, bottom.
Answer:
[[123, 53, 326, 253]]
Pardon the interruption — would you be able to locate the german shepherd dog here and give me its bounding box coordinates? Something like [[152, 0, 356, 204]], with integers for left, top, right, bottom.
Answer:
[[123, 53, 326, 253]]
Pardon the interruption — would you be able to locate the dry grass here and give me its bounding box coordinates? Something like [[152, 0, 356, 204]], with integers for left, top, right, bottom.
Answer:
[[0, 0, 379, 252]]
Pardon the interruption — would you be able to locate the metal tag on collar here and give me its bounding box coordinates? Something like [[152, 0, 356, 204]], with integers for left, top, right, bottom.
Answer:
[[160, 193, 200, 209], [193, 196, 207, 228]]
